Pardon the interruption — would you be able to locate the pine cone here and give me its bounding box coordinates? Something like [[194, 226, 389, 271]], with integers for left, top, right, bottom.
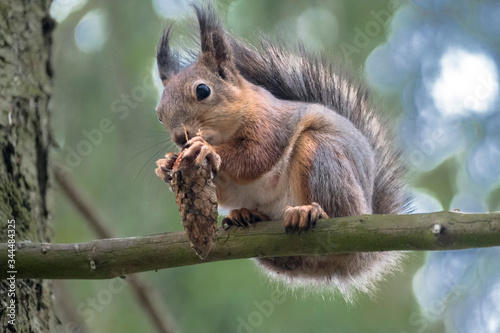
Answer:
[[155, 138, 220, 259]]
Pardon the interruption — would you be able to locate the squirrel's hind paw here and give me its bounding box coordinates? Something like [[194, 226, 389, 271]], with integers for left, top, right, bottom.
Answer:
[[284, 202, 328, 233], [222, 208, 270, 229]]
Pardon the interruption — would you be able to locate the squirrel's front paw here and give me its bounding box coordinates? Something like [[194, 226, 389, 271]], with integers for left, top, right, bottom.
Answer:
[[222, 208, 270, 229], [155, 152, 179, 182], [284, 202, 328, 233], [180, 136, 221, 173]]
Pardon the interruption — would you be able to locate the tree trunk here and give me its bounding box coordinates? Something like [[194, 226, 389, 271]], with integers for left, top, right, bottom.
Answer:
[[0, 0, 56, 331]]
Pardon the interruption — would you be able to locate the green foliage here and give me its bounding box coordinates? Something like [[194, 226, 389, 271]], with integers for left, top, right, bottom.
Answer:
[[487, 186, 500, 212], [413, 157, 460, 210]]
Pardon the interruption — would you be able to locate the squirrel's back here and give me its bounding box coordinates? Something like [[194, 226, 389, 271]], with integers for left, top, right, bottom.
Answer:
[[229, 40, 409, 217]]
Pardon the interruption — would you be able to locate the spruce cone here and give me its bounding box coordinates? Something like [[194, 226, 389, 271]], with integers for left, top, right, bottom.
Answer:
[[155, 138, 220, 259]]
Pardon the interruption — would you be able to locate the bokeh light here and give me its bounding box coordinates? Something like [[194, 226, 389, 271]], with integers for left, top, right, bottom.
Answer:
[[74, 10, 109, 53], [431, 49, 498, 118], [152, 0, 192, 19], [366, 1, 500, 331], [50, 0, 88, 22]]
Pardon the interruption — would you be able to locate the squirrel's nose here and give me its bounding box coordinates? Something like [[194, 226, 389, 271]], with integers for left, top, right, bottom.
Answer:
[[174, 133, 188, 146]]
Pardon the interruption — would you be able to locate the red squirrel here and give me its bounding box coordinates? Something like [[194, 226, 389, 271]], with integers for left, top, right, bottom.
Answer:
[[155, 4, 408, 297]]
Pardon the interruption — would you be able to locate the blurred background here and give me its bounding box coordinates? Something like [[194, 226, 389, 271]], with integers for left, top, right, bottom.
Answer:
[[49, 0, 500, 332]]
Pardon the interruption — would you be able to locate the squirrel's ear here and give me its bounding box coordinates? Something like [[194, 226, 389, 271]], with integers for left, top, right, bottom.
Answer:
[[195, 4, 236, 80], [157, 25, 180, 82]]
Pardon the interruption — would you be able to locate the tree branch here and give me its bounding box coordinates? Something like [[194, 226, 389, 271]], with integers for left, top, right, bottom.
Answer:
[[2, 211, 499, 280]]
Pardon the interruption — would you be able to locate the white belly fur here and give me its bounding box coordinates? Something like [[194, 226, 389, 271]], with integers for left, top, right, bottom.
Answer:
[[217, 146, 300, 221]]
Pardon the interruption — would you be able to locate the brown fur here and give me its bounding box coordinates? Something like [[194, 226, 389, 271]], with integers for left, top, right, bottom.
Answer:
[[289, 131, 317, 205], [213, 87, 291, 184]]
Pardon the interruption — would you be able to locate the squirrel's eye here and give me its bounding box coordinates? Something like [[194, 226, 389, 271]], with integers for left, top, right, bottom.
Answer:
[[157, 115, 163, 124], [196, 84, 211, 101]]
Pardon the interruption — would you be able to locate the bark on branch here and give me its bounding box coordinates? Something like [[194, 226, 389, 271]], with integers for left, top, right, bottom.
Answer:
[[2, 211, 499, 280]]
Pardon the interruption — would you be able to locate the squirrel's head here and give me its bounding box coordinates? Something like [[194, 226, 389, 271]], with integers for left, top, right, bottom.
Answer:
[[156, 4, 249, 148]]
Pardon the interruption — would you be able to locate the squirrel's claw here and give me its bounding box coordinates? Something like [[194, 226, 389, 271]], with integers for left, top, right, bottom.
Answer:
[[155, 153, 179, 182], [155, 137, 220, 183], [222, 208, 270, 230], [182, 136, 221, 173], [284, 202, 328, 233]]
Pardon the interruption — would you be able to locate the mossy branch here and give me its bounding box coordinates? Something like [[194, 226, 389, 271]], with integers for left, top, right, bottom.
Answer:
[[1, 211, 499, 280]]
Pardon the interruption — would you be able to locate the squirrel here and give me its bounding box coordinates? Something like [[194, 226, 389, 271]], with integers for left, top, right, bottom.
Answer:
[[154, 3, 409, 298]]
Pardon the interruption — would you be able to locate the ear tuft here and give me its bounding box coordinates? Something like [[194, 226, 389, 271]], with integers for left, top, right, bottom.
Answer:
[[193, 2, 222, 53], [157, 24, 180, 82], [193, 3, 236, 79]]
